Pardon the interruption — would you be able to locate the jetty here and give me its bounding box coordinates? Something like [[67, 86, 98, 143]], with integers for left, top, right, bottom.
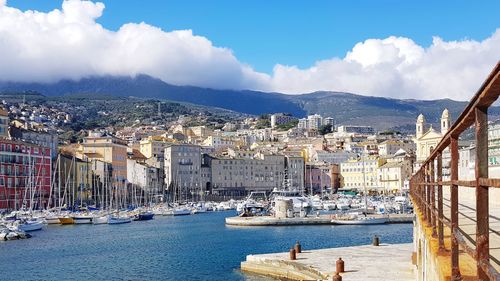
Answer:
[[225, 213, 413, 226], [241, 243, 415, 281]]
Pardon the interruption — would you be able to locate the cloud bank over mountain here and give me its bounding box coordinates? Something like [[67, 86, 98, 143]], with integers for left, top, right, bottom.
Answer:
[[0, 0, 498, 101]]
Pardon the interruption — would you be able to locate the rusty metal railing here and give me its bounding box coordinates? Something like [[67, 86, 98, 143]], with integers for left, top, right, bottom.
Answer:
[[410, 61, 500, 281]]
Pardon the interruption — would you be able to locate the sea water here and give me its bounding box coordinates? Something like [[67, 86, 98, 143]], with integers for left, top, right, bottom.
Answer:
[[0, 211, 412, 281]]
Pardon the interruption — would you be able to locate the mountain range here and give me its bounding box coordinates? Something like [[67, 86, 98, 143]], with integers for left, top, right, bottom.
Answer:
[[0, 75, 496, 132]]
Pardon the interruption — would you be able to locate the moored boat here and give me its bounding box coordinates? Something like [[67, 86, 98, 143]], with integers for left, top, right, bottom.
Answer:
[[172, 207, 191, 216], [108, 215, 132, 224], [92, 215, 108, 225], [134, 211, 154, 221], [72, 214, 93, 224], [331, 215, 388, 225], [18, 220, 44, 232], [59, 216, 75, 225]]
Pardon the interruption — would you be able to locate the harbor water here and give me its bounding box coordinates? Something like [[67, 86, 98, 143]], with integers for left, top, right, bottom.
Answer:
[[0, 211, 412, 281]]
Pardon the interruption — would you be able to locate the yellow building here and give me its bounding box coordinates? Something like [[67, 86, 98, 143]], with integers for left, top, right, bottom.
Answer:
[[139, 136, 175, 159], [77, 132, 128, 183], [414, 109, 450, 162], [340, 156, 386, 192]]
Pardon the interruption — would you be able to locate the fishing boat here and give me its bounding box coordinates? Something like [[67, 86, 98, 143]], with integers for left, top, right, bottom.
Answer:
[[58, 216, 75, 225], [134, 211, 155, 221], [108, 215, 132, 224], [17, 220, 44, 232]]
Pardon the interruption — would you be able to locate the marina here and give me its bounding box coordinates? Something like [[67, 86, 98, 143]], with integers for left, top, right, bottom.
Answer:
[[0, 211, 413, 281]]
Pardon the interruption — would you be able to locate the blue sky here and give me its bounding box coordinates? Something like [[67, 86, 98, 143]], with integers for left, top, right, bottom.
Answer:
[[8, 0, 500, 73]]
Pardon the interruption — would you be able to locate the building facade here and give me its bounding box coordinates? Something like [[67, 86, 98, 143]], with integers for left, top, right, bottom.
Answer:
[[0, 139, 52, 210]]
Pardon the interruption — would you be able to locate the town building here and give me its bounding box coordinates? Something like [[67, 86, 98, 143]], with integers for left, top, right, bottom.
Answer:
[[297, 118, 308, 130], [209, 154, 304, 196], [0, 108, 9, 138], [378, 140, 416, 157], [377, 149, 414, 193], [164, 144, 202, 200], [139, 135, 175, 159], [307, 114, 323, 130], [340, 156, 386, 193], [77, 131, 128, 184], [337, 125, 375, 135], [10, 126, 59, 159], [0, 139, 51, 210], [414, 109, 450, 162], [270, 113, 296, 128]]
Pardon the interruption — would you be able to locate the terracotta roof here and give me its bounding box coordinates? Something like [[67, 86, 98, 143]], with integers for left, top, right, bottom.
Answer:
[[128, 149, 147, 160], [0, 108, 8, 117]]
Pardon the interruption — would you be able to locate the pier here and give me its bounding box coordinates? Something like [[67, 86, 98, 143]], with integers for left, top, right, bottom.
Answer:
[[225, 213, 413, 226], [241, 243, 415, 281]]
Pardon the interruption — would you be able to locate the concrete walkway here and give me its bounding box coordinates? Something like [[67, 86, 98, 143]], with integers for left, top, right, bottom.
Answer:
[[442, 187, 500, 272], [241, 243, 415, 281]]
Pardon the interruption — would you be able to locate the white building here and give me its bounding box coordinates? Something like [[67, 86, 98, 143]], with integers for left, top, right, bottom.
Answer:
[[323, 117, 335, 128], [164, 144, 202, 199], [307, 114, 323, 130], [270, 113, 296, 128], [298, 118, 308, 130], [337, 125, 375, 135]]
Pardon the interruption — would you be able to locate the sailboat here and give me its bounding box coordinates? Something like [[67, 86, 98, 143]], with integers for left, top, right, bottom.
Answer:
[[107, 177, 131, 224], [17, 219, 44, 232]]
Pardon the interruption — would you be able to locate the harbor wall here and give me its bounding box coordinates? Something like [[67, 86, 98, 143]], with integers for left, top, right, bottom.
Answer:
[[413, 207, 477, 281]]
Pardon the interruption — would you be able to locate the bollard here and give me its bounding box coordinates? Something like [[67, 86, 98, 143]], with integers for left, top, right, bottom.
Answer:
[[294, 241, 302, 253], [336, 257, 344, 273], [332, 272, 342, 281], [373, 235, 380, 246], [289, 248, 296, 260]]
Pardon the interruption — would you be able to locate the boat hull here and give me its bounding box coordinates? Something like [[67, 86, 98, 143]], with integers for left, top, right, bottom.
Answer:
[[73, 217, 93, 224], [92, 216, 108, 225], [18, 221, 44, 232], [173, 209, 191, 216], [134, 213, 154, 221], [59, 217, 75, 225], [108, 217, 132, 224], [45, 217, 61, 224], [331, 217, 388, 225]]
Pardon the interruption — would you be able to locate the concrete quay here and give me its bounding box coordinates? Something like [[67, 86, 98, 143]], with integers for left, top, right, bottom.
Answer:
[[225, 213, 413, 226], [241, 243, 415, 281]]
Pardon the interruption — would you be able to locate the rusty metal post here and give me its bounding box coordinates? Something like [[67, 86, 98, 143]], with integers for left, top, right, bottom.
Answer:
[[294, 241, 301, 254], [336, 257, 344, 273], [289, 248, 296, 260], [425, 164, 431, 225], [333, 272, 342, 281], [450, 137, 461, 280], [475, 106, 489, 281], [437, 152, 444, 249], [430, 159, 437, 237]]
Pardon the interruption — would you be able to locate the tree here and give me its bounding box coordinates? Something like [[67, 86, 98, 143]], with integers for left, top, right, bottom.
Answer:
[[318, 124, 333, 135]]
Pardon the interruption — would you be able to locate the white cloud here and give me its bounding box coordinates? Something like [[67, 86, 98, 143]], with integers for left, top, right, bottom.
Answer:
[[269, 33, 500, 100], [0, 0, 498, 101], [0, 0, 270, 90]]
